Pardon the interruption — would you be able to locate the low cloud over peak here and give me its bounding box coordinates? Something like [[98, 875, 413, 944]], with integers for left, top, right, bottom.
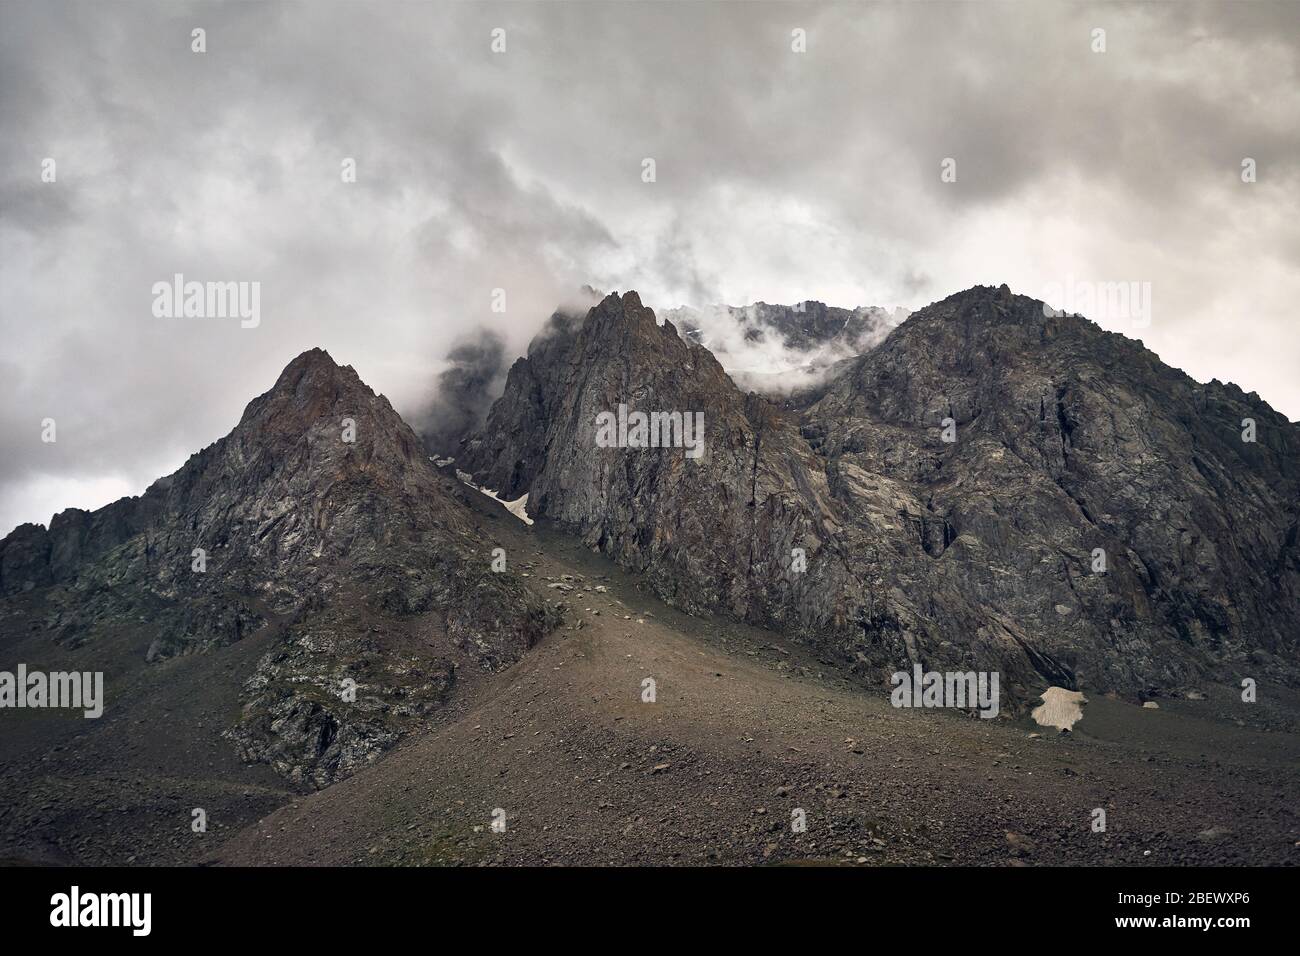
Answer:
[[2, 1, 1297, 535]]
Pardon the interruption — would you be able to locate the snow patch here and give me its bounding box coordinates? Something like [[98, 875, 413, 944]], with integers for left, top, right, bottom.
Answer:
[[478, 487, 534, 525], [453, 468, 535, 525], [1031, 687, 1087, 731]]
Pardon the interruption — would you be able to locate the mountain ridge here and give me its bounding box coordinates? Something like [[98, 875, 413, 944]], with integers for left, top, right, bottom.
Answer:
[[5, 282, 1298, 733], [462, 284, 1300, 705], [3, 285, 1298, 866]]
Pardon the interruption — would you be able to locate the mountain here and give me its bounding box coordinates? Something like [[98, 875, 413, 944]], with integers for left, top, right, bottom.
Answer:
[[0, 348, 556, 786], [4, 288, 1298, 868], [462, 286, 1300, 705]]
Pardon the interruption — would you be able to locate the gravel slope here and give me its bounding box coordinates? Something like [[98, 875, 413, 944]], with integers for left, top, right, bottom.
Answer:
[[211, 497, 1300, 867]]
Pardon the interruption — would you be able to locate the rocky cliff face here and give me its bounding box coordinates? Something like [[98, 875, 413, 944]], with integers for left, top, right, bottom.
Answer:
[[463, 286, 1300, 704], [0, 348, 557, 785]]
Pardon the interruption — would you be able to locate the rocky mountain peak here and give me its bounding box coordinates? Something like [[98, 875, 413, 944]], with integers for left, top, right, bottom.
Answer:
[[265, 347, 362, 402], [584, 291, 670, 344], [238, 348, 382, 433], [1, 348, 560, 786]]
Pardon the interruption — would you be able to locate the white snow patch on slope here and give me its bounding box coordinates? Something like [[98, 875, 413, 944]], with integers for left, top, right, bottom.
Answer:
[[1031, 687, 1087, 731], [452, 468, 534, 525], [478, 487, 534, 525]]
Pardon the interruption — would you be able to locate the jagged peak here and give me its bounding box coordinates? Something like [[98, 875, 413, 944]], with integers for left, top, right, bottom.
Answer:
[[236, 348, 380, 431], [291, 345, 335, 364], [892, 284, 1095, 339], [272, 347, 359, 386], [923, 282, 1023, 312], [287, 348, 372, 392], [591, 290, 649, 316], [579, 290, 664, 342]]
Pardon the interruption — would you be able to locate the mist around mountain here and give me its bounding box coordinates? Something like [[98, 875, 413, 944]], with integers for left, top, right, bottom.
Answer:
[[2, 284, 1297, 867], [660, 300, 911, 394]]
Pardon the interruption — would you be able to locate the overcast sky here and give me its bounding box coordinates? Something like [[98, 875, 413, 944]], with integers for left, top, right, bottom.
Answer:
[[2, 0, 1298, 536]]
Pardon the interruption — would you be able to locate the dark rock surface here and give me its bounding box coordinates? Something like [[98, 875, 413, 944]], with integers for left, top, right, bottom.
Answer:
[[463, 286, 1300, 705]]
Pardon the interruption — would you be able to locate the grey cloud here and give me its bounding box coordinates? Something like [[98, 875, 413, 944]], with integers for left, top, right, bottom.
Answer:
[[412, 331, 510, 457], [1, 0, 1298, 537]]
